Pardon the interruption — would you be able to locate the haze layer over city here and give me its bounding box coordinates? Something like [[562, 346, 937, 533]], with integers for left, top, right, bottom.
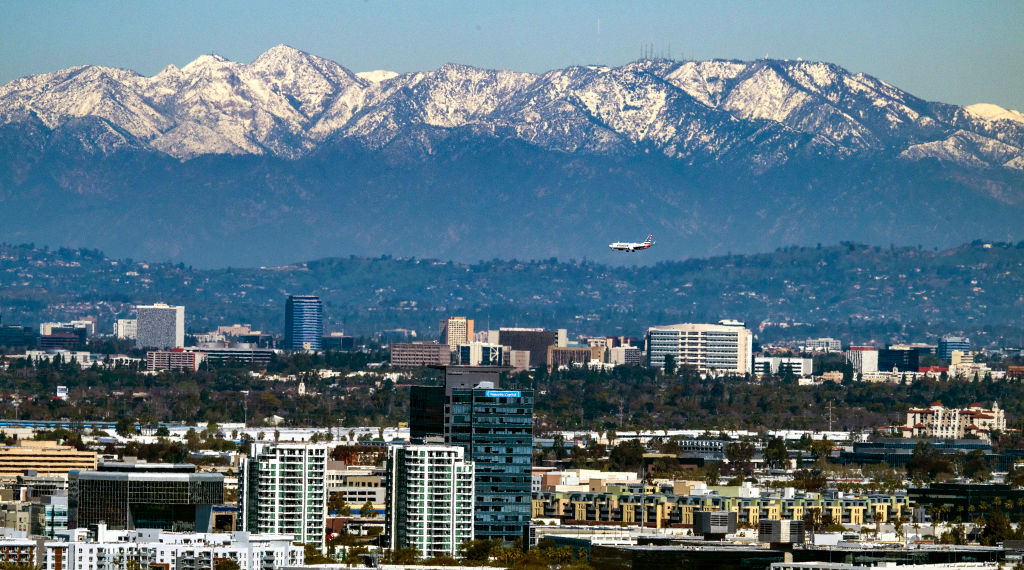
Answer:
[[1, 2, 1023, 570]]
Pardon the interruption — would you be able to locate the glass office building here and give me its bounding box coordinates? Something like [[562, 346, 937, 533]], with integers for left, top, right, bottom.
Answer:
[[410, 366, 533, 543], [68, 463, 223, 531], [285, 295, 323, 351]]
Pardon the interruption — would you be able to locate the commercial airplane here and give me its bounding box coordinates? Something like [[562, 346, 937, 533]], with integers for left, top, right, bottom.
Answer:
[[609, 234, 654, 252]]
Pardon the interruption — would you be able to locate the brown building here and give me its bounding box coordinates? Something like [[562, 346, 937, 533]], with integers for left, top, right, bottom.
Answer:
[[390, 342, 449, 367], [146, 349, 204, 371], [0, 441, 97, 478], [547, 345, 604, 368]]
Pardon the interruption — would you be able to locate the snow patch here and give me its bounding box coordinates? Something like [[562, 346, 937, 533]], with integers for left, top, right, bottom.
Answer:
[[966, 103, 1024, 124], [357, 70, 399, 83]]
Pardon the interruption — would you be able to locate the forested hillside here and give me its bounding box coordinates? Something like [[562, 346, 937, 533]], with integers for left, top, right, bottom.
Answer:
[[2, 240, 1023, 344]]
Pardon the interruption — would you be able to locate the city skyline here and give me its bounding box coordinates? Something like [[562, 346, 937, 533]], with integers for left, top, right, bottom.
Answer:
[[2, 0, 1023, 112]]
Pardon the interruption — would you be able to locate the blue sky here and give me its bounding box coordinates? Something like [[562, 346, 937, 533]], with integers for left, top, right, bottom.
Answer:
[[2, 0, 1022, 110]]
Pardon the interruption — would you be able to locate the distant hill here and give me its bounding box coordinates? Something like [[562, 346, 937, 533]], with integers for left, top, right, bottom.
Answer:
[[0, 47, 1023, 266], [1, 241, 1022, 346]]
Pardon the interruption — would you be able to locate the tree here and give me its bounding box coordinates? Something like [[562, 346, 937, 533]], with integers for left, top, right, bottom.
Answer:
[[386, 547, 419, 565], [962, 449, 992, 482], [763, 437, 789, 469], [214, 559, 241, 570], [552, 434, 568, 460], [809, 438, 834, 462], [663, 355, 676, 376], [115, 417, 136, 437], [609, 440, 646, 471], [461, 539, 498, 564], [359, 500, 376, 518], [328, 492, 349, 515], [725, 441, 756, 464]]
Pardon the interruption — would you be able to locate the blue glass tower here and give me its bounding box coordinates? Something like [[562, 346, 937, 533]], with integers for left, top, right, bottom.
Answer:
[[285, 295, 323, 351]]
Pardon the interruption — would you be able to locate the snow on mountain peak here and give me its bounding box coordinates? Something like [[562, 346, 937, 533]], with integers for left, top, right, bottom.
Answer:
[[181, 54, 230, 72], [357, 70, 399, 83], [0, 49, 1021, 170], [966, 103, 1024, 125]]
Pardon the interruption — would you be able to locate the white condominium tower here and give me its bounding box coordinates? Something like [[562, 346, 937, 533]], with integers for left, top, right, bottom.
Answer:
[[240, 442, 328, 549], [646, 320, 753, 374], [386, 445, 474, 558]]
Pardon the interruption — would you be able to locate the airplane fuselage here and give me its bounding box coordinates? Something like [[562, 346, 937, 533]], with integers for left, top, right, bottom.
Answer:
[[609, 234, 654, 252]]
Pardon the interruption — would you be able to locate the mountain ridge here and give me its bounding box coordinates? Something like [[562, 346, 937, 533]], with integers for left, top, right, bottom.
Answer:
[[1, 46, 1024, 266], [2, 45, 1022, 169]]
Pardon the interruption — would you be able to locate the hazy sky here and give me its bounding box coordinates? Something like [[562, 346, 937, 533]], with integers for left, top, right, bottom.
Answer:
[[2, 0, 1022, 110]]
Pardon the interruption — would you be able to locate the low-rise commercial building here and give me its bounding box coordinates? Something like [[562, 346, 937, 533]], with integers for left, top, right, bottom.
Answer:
[[547, 345, 603, 368], [146, 350, 203, 372], [0, 441, 97, 479], [325, 463, 386, 510], [390, 342, 449, 367], [754, 357, 814, 377], [69, 463, 223, 532]]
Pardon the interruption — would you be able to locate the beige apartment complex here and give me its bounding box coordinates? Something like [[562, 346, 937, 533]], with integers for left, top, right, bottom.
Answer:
[[901, 401, 1005, 441]]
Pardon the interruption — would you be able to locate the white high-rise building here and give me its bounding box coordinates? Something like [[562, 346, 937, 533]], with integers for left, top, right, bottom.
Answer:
[[646, 320, 753, 374], [113, 318, 137, 340], [386, 445, 474, 558], [135, 304, 184, 349], [844, 346, 879, 374], [439, 317, 474, 351], [240, 442, 328, 549]]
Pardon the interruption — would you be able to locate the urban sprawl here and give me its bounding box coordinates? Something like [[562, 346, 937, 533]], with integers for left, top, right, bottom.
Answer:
[[1, 296, 1023, 570]]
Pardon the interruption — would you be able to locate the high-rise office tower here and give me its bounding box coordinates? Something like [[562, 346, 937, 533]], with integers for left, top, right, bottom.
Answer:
[[386, 445, 475, 558], [938, 336, 971, 362], [285, 295, 323, 351], [135, 303, 185, 349], [439, 317, 474, 351], [410, 366, 533, 543], [239, 442, 328, 549]]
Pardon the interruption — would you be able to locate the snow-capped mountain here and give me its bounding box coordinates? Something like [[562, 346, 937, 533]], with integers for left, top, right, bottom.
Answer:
[[1, 46, 1024, 267], [1, 45, 1022, 169]]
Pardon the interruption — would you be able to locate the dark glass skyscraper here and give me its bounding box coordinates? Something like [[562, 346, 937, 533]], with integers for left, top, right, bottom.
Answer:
[[285, 295, 323, 351], [410, 366, 533, 543]]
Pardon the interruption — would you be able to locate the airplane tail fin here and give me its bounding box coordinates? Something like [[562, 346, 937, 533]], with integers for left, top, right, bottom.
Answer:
[[644, 234, 653, 246]]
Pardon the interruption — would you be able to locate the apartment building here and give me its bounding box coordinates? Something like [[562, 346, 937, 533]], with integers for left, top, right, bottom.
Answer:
[[902, 401, 1005, 441], [386, 445, 474, 558], [239, 442, 328, 549], [0, 525, 303, 570]]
